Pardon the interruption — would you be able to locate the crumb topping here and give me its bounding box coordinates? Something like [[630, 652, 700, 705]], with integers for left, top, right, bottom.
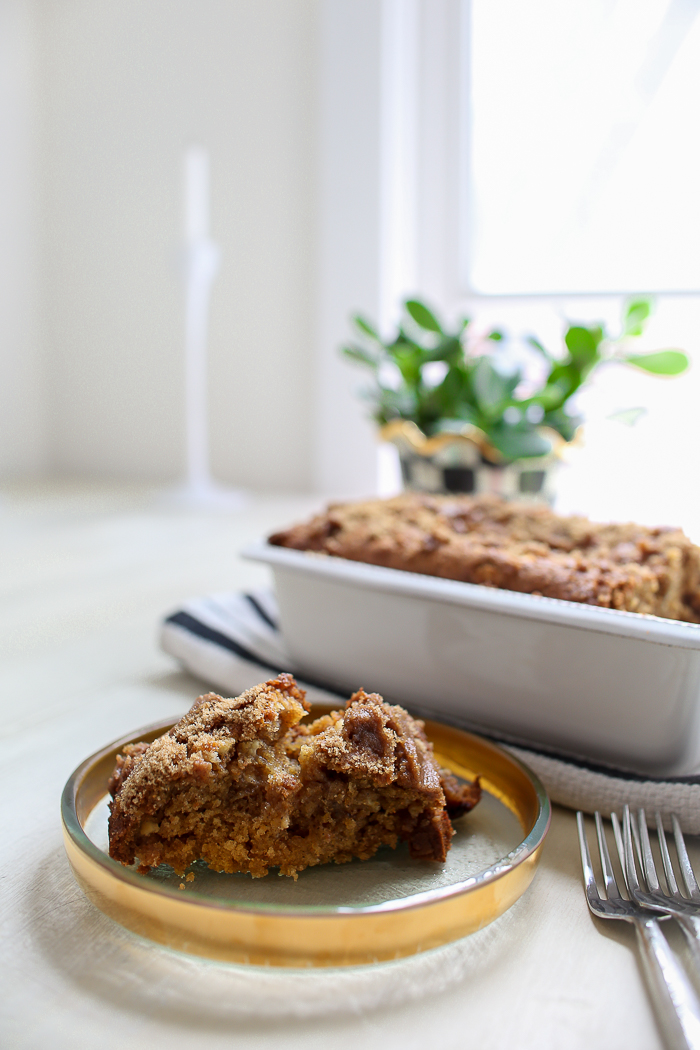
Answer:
[[269, 494, 700, 621]]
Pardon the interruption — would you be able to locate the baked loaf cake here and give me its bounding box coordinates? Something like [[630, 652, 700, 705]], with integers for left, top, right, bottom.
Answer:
[[108, 674, 480, 878], [269, 494, 700, 622]]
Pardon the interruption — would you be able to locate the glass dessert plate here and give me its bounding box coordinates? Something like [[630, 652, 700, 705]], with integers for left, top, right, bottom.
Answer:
[[61, 707, 550, 968]]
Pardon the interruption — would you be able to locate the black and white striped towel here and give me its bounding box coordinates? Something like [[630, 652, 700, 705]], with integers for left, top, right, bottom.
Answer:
[[160, 590, 700, 833]]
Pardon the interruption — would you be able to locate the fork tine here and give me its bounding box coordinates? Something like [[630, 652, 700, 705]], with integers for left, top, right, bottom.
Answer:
[[576, 812, 602, 903], [623, 805, 642, 895], [672, 814, 700, 900], [595, 811, 621, 899], [655, 812, 681, 897], [611, 811, 625, 874], [636, 809, 660, 892], [612, 806, 646, 890], [631, 808, 644, 872]]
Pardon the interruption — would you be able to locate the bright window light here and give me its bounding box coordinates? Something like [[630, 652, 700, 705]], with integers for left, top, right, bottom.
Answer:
[[466, 0, 700, 295]]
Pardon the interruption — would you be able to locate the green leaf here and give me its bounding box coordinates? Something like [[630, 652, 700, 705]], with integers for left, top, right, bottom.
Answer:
[[425, 336, 463, 363], [608, 407, 647, 426], [625, 299, 651, 323], [392, 350, 421, 387], [624, 350, 689, 375], [488, 329, 504, 341], [405, 299, 443, 334], [437, 410, 478, 432], [486, 424, 552, 461], [565, 325, 603, 364], [390, 328, 415, 351], [538, 359, 584, 406], [472, 357, 511, 415], [342, 344, 379, 370], [542, 407, 581, 442], [532, 381, 571, 411], [434, 364, 471, 418], [353, 315, 380, 340], [623, 299, 651, 337], [370, 385, 416, 420], [501, 368, 522, 398]]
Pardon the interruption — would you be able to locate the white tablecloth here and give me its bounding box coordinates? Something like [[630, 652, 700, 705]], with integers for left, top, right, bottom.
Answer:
[[0, 483, 678, 1049]]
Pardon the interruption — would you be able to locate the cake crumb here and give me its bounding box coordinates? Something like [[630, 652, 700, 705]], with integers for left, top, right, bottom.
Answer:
[[179, 883, 185, 890], [185, 872, 195, 882]]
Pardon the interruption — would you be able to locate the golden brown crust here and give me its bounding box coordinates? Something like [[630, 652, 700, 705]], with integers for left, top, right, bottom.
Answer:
[[269, 494, 700, 621], [108, 676, 480, 877]]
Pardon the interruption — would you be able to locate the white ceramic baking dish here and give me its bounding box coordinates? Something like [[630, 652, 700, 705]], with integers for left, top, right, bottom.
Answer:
[[243, 542, 700, 777]]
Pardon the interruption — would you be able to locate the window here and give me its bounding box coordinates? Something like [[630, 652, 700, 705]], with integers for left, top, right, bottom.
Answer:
[[464, 0, 700, 296]]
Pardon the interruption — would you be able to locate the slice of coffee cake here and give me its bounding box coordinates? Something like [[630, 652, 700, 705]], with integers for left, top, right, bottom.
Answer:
[[108, 674, 480, 878]]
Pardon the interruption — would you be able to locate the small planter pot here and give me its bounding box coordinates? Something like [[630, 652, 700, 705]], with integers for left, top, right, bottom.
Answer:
[[380, 420, 564, 503]]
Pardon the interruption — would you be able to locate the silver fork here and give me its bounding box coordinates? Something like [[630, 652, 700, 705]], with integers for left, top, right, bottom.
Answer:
[[619, 807, 700, 970], [577, 811, 700, 1049]]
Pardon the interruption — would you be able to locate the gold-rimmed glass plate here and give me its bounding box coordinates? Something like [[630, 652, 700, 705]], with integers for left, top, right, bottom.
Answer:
[[61, 708, 550, 968]]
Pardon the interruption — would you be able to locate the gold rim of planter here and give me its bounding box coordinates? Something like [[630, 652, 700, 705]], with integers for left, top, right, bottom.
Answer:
[[379, 418, 570, 464], [61, 711, 551, 968]]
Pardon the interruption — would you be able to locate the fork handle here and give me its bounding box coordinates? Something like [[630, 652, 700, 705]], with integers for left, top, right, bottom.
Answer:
[[635, 916, 700, 1049], [674, 915, 700, 975]]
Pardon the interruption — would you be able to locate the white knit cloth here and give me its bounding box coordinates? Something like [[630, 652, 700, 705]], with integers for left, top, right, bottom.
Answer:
[[160, 590, 700, 833]]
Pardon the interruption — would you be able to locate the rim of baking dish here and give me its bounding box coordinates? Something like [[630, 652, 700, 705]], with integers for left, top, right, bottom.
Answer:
[[243, 542, 700, 650]]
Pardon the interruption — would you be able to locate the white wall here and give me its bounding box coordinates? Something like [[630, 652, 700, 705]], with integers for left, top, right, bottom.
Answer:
[[35, 0, 318, 490], [314, 0, 383, 497], [0, 0, 400, 496], [0, 0, 43, 476]]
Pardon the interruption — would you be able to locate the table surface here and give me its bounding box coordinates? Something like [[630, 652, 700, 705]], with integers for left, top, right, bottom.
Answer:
[[0, 482, 683, 1050]]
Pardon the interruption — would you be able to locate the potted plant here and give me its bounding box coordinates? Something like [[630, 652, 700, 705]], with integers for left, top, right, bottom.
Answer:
[[342, 298, 689, 500]]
